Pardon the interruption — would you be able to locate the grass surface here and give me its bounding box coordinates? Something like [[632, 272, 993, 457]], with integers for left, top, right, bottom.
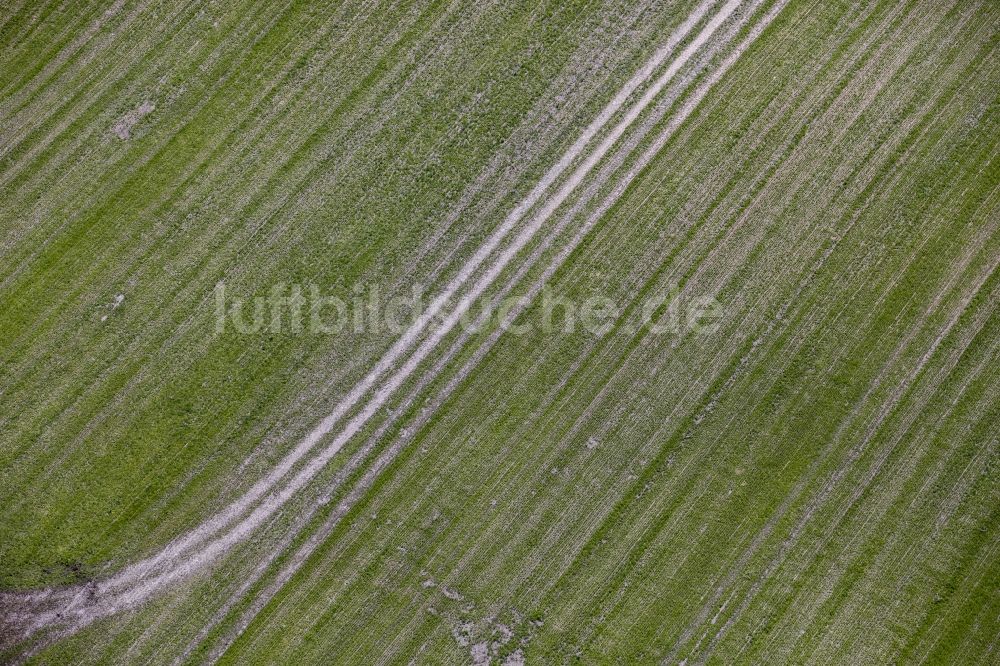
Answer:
[[1, 0, 998, 663]]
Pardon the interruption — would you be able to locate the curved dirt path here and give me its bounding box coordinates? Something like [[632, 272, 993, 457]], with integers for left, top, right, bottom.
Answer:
[[1, 0, 771, 655]]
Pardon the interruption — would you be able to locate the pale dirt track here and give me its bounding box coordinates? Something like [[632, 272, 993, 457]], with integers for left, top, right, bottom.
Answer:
[[0, 0, 778, 655]]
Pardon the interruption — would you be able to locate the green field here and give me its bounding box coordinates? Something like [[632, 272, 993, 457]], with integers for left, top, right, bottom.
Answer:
[[1, 0, 998, 663]]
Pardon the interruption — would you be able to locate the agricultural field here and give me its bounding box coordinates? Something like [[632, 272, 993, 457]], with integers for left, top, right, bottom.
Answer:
[[0, 0, 997, 663]]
